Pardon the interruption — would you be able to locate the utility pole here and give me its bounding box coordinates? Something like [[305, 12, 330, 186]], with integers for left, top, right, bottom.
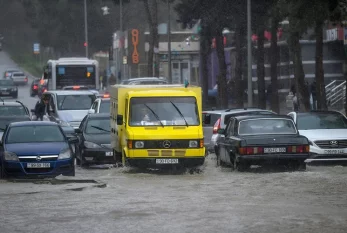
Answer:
[[119, 0, 124, 80], [167, 0, 172, 83], [247, 0, 252, 107], [84, 0, 89, 58]]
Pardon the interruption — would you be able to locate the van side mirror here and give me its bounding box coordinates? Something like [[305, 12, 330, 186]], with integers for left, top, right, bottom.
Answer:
[[116, 115, 123, 125], [217, 128, 225, 135]]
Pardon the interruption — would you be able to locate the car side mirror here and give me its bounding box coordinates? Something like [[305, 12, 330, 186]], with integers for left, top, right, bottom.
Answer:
[[217, 128, 226, 135], [68, 137, 79, 144], [88, 109, 95, 114], [74, 128, 82, 134], [116, 114, 123, 125]]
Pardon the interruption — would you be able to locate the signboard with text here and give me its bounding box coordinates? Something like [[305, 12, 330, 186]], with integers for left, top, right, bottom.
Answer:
[[33, 43, 40, 54]]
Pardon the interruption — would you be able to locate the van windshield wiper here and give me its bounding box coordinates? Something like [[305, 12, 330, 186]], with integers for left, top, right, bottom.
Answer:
[[91, 125, 110, 133], [144, 104, 164, 127], [170, 101, 189, 127]]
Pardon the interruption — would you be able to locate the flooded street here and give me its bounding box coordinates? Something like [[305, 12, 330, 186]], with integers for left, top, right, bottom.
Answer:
[[1, 155, 347, 233]]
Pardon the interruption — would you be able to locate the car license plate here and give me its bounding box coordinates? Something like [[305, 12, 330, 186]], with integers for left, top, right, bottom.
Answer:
[[156, 159, 179, 164], [264, 147, 286, 153], [324, 149, 345, 154], [27, 163, 50, 168], [105, 152, 113, 156]]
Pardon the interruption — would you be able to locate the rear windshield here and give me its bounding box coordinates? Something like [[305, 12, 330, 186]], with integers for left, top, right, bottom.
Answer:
[[0, 118, 29, 131], [238, 118, 297, 135], [297, 113, 347, 130], [0, 106, 27, 116], [202, 113, 221, 126], [57, 94, 95, 110], [99, 100, 110, 113], [13, 73, 25, 76], [224, 111, 275, 124]]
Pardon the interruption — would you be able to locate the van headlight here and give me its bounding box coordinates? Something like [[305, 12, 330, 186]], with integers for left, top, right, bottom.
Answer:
[[4, 151, 19, 161], [134, 141, 144, 148], [84, 141, 101, 148], [189, 140, 198, 148], [58, 149, 71, 160]]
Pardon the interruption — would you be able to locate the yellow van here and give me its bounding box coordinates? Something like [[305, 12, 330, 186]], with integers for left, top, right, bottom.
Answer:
[[110, 84, 205, 169]]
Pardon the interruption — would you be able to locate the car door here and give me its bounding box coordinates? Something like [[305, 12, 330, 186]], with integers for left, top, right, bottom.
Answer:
[[221, 118, 236, 164], [76, 115, 88, 154], [45, 94, 58, 122]]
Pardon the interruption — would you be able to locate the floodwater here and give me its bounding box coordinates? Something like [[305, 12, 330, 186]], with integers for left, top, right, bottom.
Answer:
[[1, 154, 347, 233]]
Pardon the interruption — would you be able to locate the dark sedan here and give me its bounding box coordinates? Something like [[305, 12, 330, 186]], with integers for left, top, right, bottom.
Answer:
[[30, 79, 40, 97], [75, 113, 114, 166], [217, 115, 310, 171], [0, 79, 18, 98]]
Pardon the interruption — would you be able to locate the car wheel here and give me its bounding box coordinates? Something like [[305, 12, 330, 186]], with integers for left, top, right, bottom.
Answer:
[[290, 160, 306, 171], [0, 163, 6, 179]]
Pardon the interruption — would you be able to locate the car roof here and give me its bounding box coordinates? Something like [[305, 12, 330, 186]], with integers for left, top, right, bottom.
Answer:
[[0, 101, 23, 106], [203, 108, 275, 115], [5, 69, 20, 72], [294, 110, 343, 116], [87, 113, 110, 119], [46, 90, 96, 95], [9, 121, 58, 127], [0, 115, 30, 120], [234, 114, 293, 121]]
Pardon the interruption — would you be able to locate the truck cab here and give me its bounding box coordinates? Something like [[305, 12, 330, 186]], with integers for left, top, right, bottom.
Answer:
[[110, 84, 205, 169]]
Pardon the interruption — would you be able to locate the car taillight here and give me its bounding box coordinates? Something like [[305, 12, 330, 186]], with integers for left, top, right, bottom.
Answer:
[[25, 77, 28, 81], [43, 89, 47, 93], [287, 145, 309, 153], [73, 86, 80, 90], [103, 94, 110, 98], [239, 147, 264, 155], [213, 118, 221, 134], [33, 85, 38, 90]]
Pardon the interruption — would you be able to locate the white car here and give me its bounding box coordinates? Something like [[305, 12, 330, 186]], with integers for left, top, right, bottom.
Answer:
[[88, 94, 111, 114], [288, 110, 347, 163], [10, 71, 28, 85]]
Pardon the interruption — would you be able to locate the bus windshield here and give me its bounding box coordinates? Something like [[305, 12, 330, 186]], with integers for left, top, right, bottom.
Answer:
[[56, 65, 96, 89]]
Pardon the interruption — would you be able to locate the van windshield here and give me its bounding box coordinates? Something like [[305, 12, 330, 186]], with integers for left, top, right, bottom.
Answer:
[[129, 97, 200, 126]]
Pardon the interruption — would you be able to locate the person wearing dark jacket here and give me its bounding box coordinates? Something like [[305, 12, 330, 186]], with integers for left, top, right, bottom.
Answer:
[[34, 96, 49, 121]]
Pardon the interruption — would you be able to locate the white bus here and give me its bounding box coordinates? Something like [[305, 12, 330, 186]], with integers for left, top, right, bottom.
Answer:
[[42, 57, 100, 91]]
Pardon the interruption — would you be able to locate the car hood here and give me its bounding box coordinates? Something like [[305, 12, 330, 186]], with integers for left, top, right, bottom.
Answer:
[[84, 133, 110, 145], [298, 129, 347, 140], [58, 110, 88, 122], [5, 142, 68, 156]]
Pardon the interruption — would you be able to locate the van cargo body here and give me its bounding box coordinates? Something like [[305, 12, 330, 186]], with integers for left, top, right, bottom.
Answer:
[[110, 84, 205, 169]]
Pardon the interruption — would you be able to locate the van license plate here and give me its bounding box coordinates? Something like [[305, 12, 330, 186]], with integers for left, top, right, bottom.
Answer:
[[27, 163, 50, 168], [105, 152, 113, 156], [264, 147, 286, 153], [156, 159, 179, 164]]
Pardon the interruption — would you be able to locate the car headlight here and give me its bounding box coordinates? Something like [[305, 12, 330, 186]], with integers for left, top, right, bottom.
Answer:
[[134, 141, 144, 148], [4, 151, 19, 161], [58, 120, 71, 127], [189, 140, 198, 148], [84, 141, 101, 149], [58, 148, 71, 160]]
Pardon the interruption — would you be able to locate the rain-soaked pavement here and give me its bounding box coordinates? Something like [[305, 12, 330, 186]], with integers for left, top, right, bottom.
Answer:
[[1, 154, 347, 233]]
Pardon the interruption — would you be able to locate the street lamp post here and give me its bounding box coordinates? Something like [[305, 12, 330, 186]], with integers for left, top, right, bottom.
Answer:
[[84, 0, 89, 58], [247, 0, 252, 107], [167, 0, 172, 83]]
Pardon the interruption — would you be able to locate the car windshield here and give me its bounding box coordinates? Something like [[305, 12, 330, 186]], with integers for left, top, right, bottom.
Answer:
[[0, 106, 27, 116], [297, 113, 347, 130], [6, 125, 65, 143], [129, 97, 199, 126], [99, 100, 110, 113], [57, 94, 95, 110], [0, 79, 14, 86], [85, 118, 110, 134], [238, 118, 297, 135]]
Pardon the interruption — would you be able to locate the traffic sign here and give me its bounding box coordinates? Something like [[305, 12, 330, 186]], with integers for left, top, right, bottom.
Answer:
[[33, 43, 40, 54]]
